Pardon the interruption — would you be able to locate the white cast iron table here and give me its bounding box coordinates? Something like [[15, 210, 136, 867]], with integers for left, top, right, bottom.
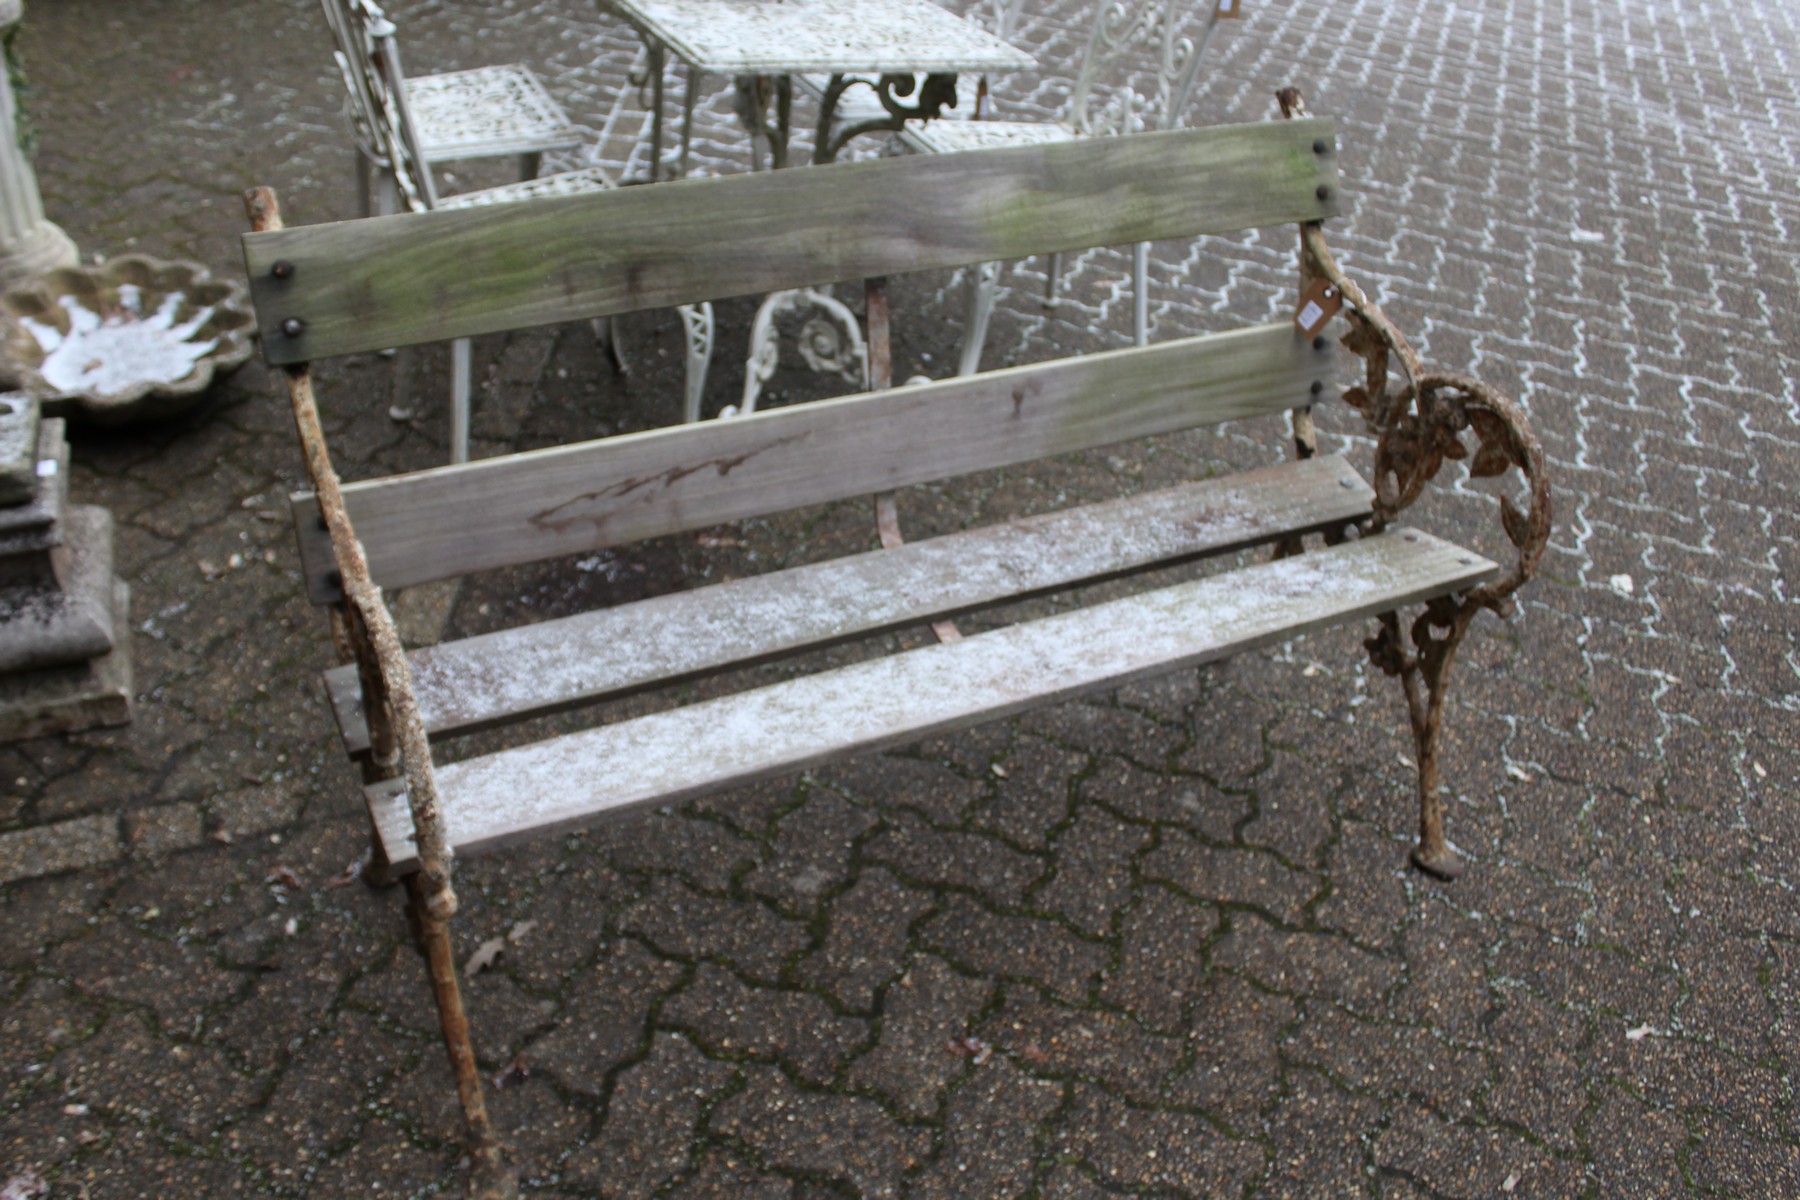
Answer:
[[601, 0, 1035, 174]]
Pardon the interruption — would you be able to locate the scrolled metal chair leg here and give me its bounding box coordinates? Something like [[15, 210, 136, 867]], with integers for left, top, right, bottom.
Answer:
[[1132, 241, 1150, 347], [956, 261, 1001, 376], [680, 302, 715, 423], [450, 338, 472, 464]]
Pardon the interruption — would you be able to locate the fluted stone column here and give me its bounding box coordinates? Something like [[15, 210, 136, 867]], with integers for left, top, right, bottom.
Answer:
[[0, 0, 75, 290]]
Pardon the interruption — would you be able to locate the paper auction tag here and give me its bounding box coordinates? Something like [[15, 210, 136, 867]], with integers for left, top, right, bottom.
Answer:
[[1294, 279, 1343, 337], [1217, 0, 1244, 17]]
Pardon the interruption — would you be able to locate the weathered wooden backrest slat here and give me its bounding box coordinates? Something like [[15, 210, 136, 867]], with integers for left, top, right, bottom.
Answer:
[[292, 322, 1332, 601], [244, 120, 1338, 364]]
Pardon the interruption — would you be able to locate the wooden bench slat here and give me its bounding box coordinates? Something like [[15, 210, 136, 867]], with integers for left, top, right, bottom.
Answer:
[[244, 120, 1338, 364], [367, 528, 1496, 870], [324, 454, 1377, 753], [292, 322, 1333, 601]]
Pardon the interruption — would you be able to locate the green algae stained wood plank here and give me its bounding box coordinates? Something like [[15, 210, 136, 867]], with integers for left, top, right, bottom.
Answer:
[[291, 322, 1334, 601], [322, 454, 1378, 753], [243, 119, 1339, 364], [365, 528, 1496, 869]]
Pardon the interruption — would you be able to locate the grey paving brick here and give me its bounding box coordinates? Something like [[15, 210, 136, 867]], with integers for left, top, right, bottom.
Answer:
[[844, 955, 993, 1118], [905, 1058, 1061, 1200], [561, 1032, 734, 1198], [1051, 1084, 1264, 1196], [711, 1064, 933, 1199], [662, 963, 869, 1085]]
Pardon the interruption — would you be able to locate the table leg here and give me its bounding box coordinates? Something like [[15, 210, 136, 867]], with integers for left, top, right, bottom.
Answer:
[[813, 74, 847, 167], [680, 64, 701, 179], [815, 72, 958, 164], [770, 75, 793, 169], [648, 41, 666, 182]]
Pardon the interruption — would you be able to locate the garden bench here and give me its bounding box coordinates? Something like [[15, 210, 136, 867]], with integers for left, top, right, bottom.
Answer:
[[239, 94, 1548, 1197]]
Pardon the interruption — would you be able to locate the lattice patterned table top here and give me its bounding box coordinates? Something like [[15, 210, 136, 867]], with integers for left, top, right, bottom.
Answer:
[[601, 0, 1036, 74]]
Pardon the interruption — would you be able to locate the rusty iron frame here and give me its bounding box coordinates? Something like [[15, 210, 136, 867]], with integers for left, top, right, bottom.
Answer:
[[245, 186, 519, 1200], [1277, 88, 1553, 879]]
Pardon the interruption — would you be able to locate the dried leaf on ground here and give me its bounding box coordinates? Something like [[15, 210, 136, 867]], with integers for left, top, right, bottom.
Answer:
[[266, 866, 303, 889], [492, 1053, 530, 1089], [946, 1036, 992, 1064], [694, 530, 744, 548], [464, 936, 507, 980], [1, 1170, 48, 1200], [322, 859, 363, 890]]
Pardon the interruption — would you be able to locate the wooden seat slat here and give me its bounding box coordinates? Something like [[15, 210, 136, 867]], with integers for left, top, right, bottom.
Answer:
[[324, 454, 1377, 753], [243, 120, 1338, 364], [367, 528, 1496, 871], [291, 322, 1332, 602]]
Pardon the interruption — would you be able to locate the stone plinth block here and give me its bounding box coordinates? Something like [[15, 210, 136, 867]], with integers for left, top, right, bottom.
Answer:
[[0, 415, 69, 587], [0, 502, 117, 671], [0, 572, 131, 741], [0, 390, 38, 504], [0, 400, 134, 740]]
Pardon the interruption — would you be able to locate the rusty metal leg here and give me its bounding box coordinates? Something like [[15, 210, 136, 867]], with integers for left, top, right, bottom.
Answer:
[[1406, 631, 1467, 879], [245, 185, 512, 1194], [1410, 715, 1460, 880], [1369, 606, 1471, 881], [408, 873, 518, 1199]]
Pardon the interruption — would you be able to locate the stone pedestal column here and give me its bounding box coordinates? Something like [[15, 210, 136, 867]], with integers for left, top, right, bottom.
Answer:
[[0, 0, 75, 291], [0, 393, 131, 741]]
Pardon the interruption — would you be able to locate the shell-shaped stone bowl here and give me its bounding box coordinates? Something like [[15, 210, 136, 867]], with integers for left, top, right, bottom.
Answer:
[[0, 254, 256, 424]]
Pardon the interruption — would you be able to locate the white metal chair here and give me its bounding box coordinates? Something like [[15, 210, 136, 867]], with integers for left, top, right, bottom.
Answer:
[[730, 287, 870, 417], [319, 0, 585, 218], [905, 0, 1228, 371], [334, 0, 714, 461]]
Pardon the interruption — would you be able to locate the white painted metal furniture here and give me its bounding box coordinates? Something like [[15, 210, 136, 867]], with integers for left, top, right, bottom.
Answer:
[[600, 0, 1031, 417], [329, 0, 714, 459], [732, 286, 868, 417], [794, 0, 1026, 144], [599, 0, 1034, 175], [319, 0, 585, 218], [908, 0, 1229, 371]]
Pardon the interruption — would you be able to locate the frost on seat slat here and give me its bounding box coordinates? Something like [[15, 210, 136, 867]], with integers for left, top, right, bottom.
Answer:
[[325, 454, 1376, 753], [368, 528, 1496, 871]]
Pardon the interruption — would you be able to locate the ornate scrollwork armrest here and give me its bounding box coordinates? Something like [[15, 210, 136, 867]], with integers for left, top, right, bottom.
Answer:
[[1300, 222, 1552, 618], [1276, 88, 1553, 880]]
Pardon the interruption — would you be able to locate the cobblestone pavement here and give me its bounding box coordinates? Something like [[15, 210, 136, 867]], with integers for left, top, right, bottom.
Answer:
[[0, 0, 1795, 1195]]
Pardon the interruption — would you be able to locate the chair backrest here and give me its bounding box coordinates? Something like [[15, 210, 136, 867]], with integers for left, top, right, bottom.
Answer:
[[318, 0, 439, 212], [1066, 0, 1225, 136], [241, 122, 1340, 598], [975, 0, 1028, 41], [244, 118, 1336, 366], [318, 0, 385, 159], [287, 322, 1335, 601]]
